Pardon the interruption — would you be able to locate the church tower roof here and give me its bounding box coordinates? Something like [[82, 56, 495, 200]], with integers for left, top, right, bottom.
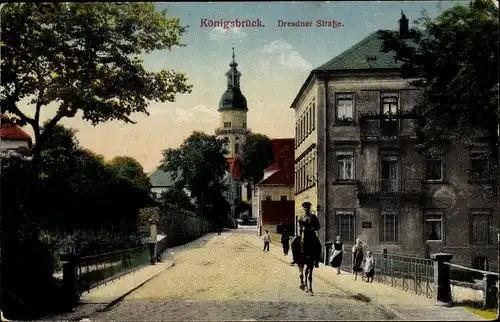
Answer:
[[218, 48, 248, 112]]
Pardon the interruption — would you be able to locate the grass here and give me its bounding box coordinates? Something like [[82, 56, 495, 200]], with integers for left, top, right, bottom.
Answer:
[[465, 306, 498, 320]]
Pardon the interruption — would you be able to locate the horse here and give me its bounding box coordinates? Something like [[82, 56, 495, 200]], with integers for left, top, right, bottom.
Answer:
[[291, 234, 321, 295]]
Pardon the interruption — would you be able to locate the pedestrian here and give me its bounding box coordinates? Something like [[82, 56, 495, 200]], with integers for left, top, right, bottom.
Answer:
[[364, 250, 375, 283], [329, 235, 344, 274], [352, 238, 366, 281], [263, 230, 271, 252], [281, 228, 290, 256]]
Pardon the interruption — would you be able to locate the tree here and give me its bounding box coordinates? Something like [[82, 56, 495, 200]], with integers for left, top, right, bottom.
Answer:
[[108, 156, 151, 190], [241, 133, 275, 187], [1, 3, 193, 166], [161, 183, 196, 212], [160, 131, 229, 220], [378, 0, 499, 157]]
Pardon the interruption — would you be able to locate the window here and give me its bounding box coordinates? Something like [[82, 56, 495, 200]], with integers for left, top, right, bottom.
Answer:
[[336, 151, 354, 180], [265, 195, 272, 201], [305, 109, 309, 134], [234, 143, 240, 155], [470, 149, 490, 181], [425, 155, 444, 181], [242, 122, 246, 128], [280, 195, 287, 201], [301, 117, 305, 141], [224, 122, 231, 128], [337, 211, 355, 242], [380, 212, 399, 243], [294, 170, 298, 193], [425, 211, 443, 242], [381, 94, 399, 115], [470, 211, 490, 245], [335, 93, 354, 122], [312, 103, 316, 129], [223, 137, 229, 151], [473, 256, 489, 271]]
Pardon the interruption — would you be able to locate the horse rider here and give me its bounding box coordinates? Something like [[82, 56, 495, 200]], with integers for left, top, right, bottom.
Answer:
[[293, 200, 321, 267]]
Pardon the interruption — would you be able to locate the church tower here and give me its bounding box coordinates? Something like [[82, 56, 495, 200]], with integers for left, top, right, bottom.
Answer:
[[215, 48, 250, 158]]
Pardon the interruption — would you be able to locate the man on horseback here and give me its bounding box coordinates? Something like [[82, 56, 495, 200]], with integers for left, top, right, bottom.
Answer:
[[300, 201, 321, 267], [291, 200, 322, 294]]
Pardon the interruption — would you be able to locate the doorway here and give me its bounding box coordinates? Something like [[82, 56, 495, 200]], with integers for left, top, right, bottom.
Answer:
[[381, 154, 399, 193]]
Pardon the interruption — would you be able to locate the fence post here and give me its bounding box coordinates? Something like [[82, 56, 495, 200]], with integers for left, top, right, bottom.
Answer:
[[483, 273, 498, 309], [61, 252, 80, 307], [382, 248, 387, 281], [324, 241, 333, 265], [148, 218, 158, 265], [430, 253, 453, 306]]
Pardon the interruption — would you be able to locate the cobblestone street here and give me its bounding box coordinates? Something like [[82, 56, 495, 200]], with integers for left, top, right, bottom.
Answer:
[[89, 227, 395, 320]]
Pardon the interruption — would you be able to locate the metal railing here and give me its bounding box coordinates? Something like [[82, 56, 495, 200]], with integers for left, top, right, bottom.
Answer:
[[76, 246, 149, 295], [360, 119, 419, 140], [357, 179, 423, 198], [340, 249, 434, 298], [444, 262, 499, 308]]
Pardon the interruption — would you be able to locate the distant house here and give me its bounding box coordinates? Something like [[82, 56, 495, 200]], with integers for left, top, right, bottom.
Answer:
[[0, 114, 32, 157], [149, 169, 193, 203], [252, 138, 295, 238]]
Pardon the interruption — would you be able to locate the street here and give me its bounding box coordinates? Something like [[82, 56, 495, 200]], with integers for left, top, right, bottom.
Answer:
[[89, 227, 395, 321]]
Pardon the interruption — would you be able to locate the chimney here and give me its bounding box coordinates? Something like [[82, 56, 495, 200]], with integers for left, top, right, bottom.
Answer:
[[399, 11, 409, 38]]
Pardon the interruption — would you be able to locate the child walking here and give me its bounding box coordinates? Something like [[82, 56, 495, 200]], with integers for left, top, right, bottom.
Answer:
[[263, 230, 271, 251], [364, 251, 375, 283]]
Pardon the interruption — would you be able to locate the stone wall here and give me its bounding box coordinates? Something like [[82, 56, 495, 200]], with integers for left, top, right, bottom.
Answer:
[[159, 204, 215, 248]]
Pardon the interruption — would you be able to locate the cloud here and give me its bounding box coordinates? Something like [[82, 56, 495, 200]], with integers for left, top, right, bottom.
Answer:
[[209, 27, 247, 41], [261, 40, 312, 70], [174, 104, 218, 124]]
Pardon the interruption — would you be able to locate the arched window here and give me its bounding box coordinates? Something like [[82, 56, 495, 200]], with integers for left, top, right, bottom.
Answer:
[[234, 143, 240, 155]]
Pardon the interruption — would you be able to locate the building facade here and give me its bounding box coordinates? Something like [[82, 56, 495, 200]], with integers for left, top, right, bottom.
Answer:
[[252, 138, 295, 236], [290, 15, 498, 269]]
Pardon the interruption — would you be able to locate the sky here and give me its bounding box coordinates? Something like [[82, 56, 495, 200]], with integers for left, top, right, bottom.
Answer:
[[19, 1, 468, 173]]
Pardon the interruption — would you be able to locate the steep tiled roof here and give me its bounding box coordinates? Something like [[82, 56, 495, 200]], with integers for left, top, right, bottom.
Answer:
[[260, 165, 293, 186], [290, 27, 420, 109], [314, 30, 404, 71], [0, 114, 32, 141], [264, 138, 294, 172], [227, 156, 243, 180], [149, 169, 179, 187]]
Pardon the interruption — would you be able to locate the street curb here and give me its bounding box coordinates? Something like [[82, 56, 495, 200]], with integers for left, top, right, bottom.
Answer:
[[262, 238, 406, 320], [98, 261, 176, 311], [70, 261, 175, 321]]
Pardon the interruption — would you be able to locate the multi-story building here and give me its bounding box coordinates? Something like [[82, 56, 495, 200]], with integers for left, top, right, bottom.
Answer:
[[290, 14, 498, 269]]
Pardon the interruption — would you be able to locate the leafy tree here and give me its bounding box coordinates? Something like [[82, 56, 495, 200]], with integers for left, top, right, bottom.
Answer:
[[161, 183, 196, 212], [241, 133, 275, 190], [378, 0, 499, 158], [1, 3, 193, 166], [160, 131, 229, 220], [108, 156, 151, 190]]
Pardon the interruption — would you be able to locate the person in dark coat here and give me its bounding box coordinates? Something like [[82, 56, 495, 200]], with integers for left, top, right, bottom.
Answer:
[[297, 201, 322, 268], [352, 238, 366, 281], [281, 228, 290, 256], [329, 235, 344, 274]]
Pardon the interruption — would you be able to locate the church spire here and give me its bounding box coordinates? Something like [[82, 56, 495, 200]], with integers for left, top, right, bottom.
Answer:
[[226, 47, 241, 89]]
